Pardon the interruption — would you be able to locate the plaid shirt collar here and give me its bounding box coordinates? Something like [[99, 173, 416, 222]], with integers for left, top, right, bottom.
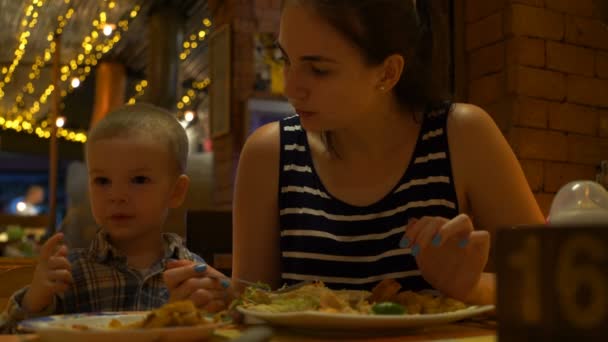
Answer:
[[89, 229, 190, 264]]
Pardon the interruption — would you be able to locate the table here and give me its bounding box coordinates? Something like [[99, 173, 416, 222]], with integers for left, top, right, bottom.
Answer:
[[0, 322, 496, 342]]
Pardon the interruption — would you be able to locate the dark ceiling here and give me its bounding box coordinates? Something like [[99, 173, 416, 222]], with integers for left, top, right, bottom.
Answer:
[[0, 0, 212, 133]]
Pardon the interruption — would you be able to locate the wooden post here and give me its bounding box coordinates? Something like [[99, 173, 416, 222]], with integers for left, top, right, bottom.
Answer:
[[90, 62, 126, 128], [145, 3, 183, 110], [48, 34, 61, 233]]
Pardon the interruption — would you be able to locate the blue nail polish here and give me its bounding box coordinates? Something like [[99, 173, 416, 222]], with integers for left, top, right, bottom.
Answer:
[[432, 235, 442, 246], [194, 264, 207, 273], [458, 239, 469, 248], [220, 278, 231, 289], [411, 244, 420, 257], [399, 237, 410, 248]]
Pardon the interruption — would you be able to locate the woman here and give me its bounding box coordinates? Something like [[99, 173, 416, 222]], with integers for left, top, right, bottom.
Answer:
[[165, 0, 544, 310], [230, 0, 544, 305]]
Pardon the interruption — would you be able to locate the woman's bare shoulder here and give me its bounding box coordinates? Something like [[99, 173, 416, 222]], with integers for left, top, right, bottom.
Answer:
[[447, 103, 544, 227], [242, 121, 281, 156], [446, 103, 507, 152], [447, 103, 497, 132]]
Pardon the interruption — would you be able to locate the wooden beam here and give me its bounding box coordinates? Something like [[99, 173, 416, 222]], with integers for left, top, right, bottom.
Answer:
[[48, 34, 61, 232], [0, 130, 84, 161], [0, 214, 50, 228], [90, 62, 126, 128]]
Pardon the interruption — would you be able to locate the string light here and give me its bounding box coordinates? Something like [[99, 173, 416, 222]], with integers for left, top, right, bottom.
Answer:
[[126, 79, 148, 105], [1, 2, 141, 143], [184, 110, 195, 122], [102, 23, 115, 36], [0, 0, 46, 98], [70, 77, 80, 88], [55, 116, 65, 128], [179, 18, 213, 61], [192, 78, 211, 90], [25, 4, 142, 134], [4, 5, 207, 144], [176, 77, 210, 111], [128, 18, 213, 105], [5, 3, 75, 120]]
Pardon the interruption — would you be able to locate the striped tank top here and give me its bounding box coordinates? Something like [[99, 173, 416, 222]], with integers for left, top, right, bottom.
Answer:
[[278, 102, 459, 291]]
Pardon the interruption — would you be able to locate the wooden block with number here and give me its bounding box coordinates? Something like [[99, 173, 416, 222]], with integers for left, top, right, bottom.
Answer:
[[496, 225, 608, 341]]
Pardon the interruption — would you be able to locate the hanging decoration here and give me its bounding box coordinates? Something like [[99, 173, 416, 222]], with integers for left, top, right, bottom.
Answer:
[[0, 1, 142, 143]]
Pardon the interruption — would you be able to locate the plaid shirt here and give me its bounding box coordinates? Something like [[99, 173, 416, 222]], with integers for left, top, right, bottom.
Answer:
[[1, 230, 203, 333]]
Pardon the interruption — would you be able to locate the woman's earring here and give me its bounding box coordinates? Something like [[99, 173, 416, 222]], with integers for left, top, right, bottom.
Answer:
[[379, 86, 386, 91]]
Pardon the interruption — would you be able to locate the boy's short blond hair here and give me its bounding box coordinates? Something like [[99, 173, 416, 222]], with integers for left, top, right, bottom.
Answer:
[[87, 103, 188, 174]]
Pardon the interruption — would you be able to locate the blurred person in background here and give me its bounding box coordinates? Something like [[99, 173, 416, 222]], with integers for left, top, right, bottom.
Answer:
[[5, 185, 45, 216]]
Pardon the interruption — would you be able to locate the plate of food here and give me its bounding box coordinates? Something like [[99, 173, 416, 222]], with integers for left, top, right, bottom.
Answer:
[[235, 279, 494, 331], [19, 301, 223, 342]]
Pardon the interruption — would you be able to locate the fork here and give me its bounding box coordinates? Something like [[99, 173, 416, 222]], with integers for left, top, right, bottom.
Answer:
[[208, 276, 313, 294]]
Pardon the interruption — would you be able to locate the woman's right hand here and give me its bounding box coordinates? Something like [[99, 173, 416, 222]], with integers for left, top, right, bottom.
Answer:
[[22, 233, 73, 313], [400, 214, 490, 302], [163, 260, 232, 313]]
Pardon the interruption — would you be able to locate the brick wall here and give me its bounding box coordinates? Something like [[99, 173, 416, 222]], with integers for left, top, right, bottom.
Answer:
[[210, 0, 607, 214], [207, 0, 281, 208], [465, 0, 608, 215]]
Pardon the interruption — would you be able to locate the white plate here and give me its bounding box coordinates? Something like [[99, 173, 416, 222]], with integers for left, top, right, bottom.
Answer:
[[237, 305, 495, 331], [19, 312, 220, 342]]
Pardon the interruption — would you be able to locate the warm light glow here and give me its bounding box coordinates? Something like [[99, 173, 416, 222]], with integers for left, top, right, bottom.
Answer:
[[56, 116, 65, 128], [184, 111, 195, 122], [16, 202, 27, 212], [70, 77, 80, 88], [102, 23, 114, 36]]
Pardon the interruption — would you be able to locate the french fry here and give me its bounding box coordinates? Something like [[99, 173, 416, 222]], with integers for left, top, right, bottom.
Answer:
[[370, 279, 402, 303]]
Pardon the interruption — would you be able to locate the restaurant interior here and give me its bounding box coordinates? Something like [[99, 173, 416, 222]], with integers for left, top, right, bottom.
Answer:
[[0, 0, 607, 341]]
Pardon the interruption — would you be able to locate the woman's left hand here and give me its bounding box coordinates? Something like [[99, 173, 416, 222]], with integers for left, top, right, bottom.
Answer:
[[401, 214, 490, 301]]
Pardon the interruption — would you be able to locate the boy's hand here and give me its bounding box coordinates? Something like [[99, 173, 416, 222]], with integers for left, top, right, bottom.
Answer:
[[163, 260, 231, 313], [22, 233, 73, 313]]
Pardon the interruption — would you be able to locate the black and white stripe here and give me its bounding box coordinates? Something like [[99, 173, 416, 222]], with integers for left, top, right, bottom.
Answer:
[[277, 102, 458, 291]]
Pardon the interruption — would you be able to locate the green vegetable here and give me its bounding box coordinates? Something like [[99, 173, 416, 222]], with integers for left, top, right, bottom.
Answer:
[[6, 226, 24, 241], [372, 302, 406, 315]]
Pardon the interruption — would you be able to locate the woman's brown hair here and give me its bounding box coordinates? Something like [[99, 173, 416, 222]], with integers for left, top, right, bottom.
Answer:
[[282, 0, 439, 112]]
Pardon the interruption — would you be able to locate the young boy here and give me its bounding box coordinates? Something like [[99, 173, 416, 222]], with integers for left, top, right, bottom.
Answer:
[[0, 103, 224, 332]]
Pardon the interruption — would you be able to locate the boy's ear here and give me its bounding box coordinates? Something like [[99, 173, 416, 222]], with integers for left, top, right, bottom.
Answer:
[[169, 174, 190, 208]]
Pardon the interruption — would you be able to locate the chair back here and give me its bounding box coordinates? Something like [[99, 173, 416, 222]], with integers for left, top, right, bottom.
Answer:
[[0, 263, 35, 311], [185, 209, 232, 273]]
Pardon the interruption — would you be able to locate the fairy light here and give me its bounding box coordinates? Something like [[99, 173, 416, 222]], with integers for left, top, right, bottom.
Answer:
[[55, 116, 65, 128], [102, 23, 115, 36], [0, 117, 88, 143], [0, 0, 46, 98], [24, 3, 142, 127], [179, 18, 213, 61], [1, 2, 141, 144], [184, 111, 195, 122], [176, 78, 211, 111], [126, 79, 148, 105], [129, 18, 213, 105], [70, 77, 80, 88], [5, 2, 74, 120], [192, 78, 211, 90]]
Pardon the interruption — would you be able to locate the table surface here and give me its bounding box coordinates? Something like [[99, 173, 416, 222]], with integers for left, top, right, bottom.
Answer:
[[0, 321, 496, 342]]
